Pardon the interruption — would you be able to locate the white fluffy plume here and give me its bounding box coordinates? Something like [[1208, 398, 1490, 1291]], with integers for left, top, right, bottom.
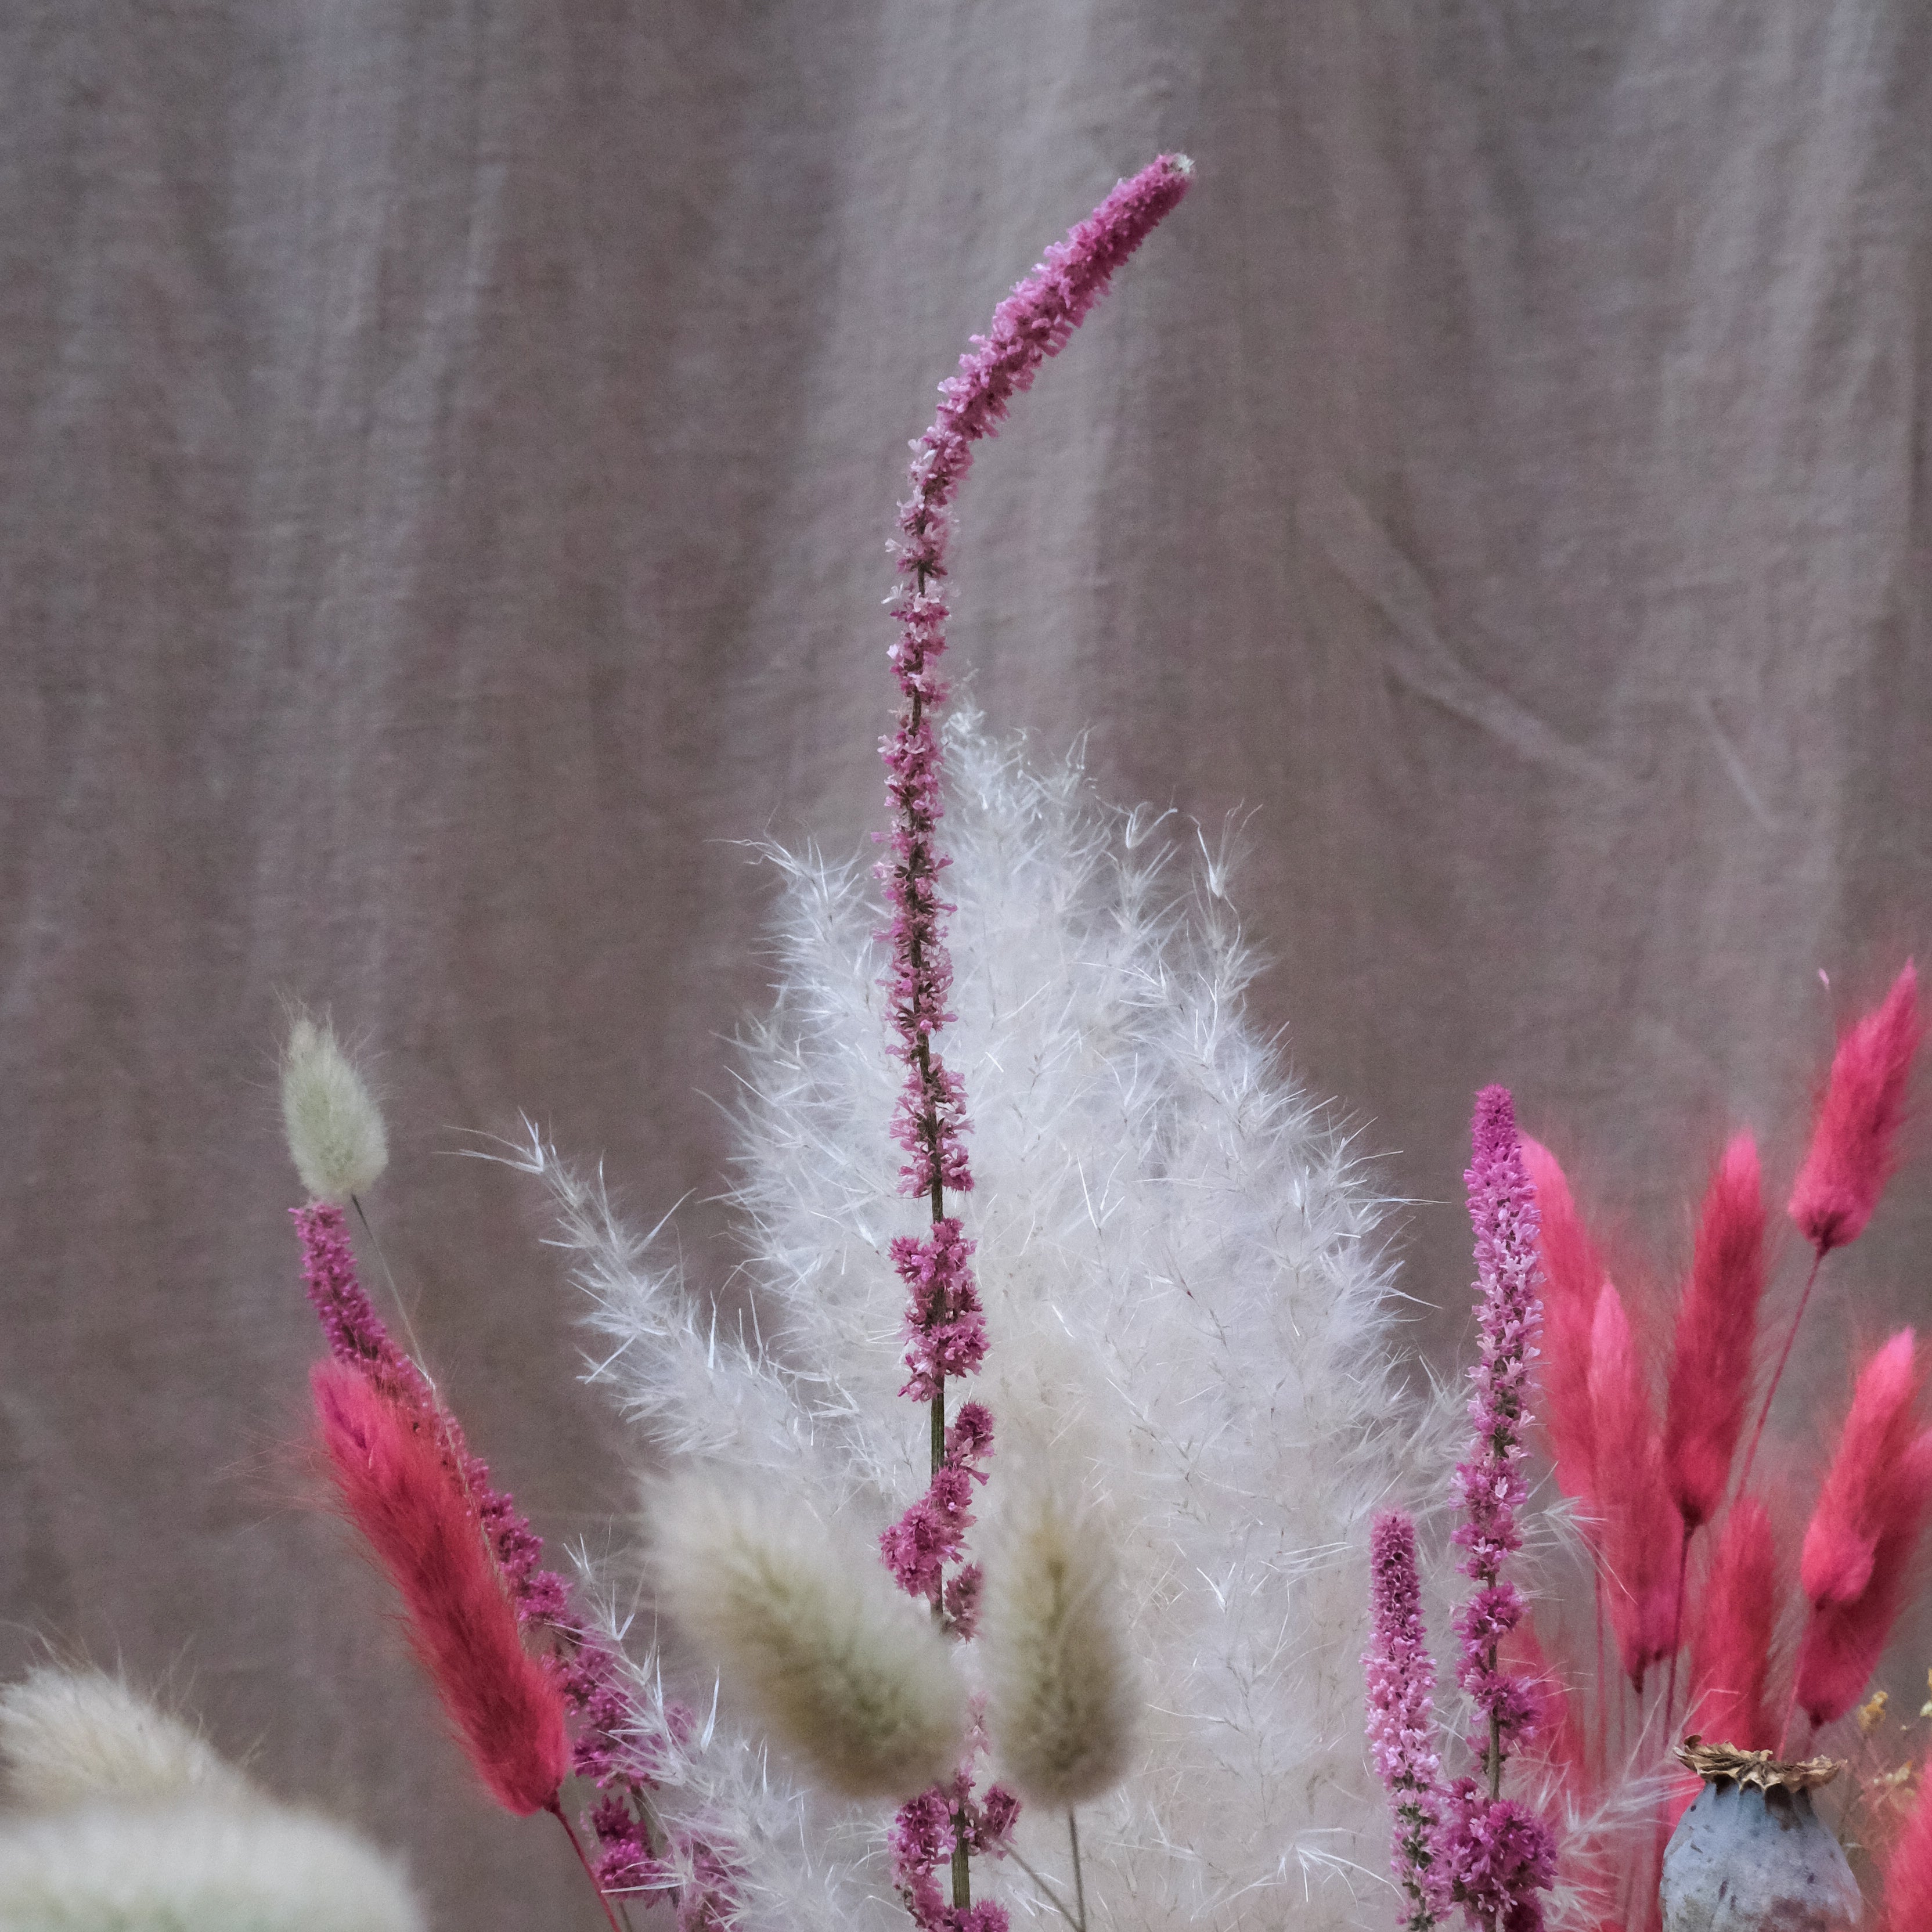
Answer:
[[980, 1464, 1139, 1810], [0, 1668, 423, 1932], [522, 715, 1446, 1930], [650, 1477, 968, 1800], [0, 1668, 248, 1812], [0, 1803, 424, 1932], [281, 1013, 388, 1202]]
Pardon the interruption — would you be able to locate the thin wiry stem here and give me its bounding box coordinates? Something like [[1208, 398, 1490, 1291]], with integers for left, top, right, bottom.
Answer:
[[1001, 1843, 1083, 1932], [1738, 1247, 1826, 1495], [549, 1800, 626, 1932], [1068, 1810, 1088, 1932]]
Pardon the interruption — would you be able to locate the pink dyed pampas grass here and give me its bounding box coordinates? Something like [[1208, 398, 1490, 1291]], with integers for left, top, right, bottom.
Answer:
[[1687, 1495, 1779, 1753], [1662, 1133, 1767, 1533], [1791, 1332, 1932, 1735], [1740, 962, 1926, 1488], [312, 1361, 569, 1819], [1422, 958, 1932, 1928], [1790, 963, 1924, 1257]]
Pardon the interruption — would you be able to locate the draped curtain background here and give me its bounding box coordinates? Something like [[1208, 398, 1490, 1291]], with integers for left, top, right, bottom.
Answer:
[[3, 2, 1928, 1923]]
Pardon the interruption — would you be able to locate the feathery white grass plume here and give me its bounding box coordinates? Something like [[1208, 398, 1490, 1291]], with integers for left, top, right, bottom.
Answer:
[[980, 1461, 1139, 1809], [281, 1013, 388, 1202], [528, 715, 1457, 1930], [0, 1801, 424, 1932], [0, 1668, 251, 1812], [650, 1476, 968, 1800]]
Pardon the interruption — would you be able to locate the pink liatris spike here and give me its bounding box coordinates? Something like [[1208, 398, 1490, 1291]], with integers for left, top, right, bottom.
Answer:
[[1789, 961, 1923, 1256], [1366, 1512, 1447, 1930], [1792, 1332, 1932, 1730], [873, 156, 1190, 1932], [1437, 1086, 1557, 1932]]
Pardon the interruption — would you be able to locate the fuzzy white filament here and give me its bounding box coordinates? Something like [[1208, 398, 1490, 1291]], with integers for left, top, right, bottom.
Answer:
[[0, 1668, 250, 1812], [281, 1014, 388, 1202], [651, 1479, 968, 1800], [0, 1803, 426, 1932], [982, 1475, 1139, 1809]]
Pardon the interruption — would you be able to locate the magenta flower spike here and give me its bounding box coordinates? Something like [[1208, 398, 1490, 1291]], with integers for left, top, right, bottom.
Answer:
[[293, 1202, 734, 1923], [1365, 1512, 1447, 1930], [1436, 1087, 1556, 1932], [874, 154, 1190, 1931]]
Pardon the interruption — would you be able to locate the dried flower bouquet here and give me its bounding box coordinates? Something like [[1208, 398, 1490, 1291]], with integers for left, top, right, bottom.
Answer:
[[14, 153, 1918, 1932], [254, 156, 1475, 1932]]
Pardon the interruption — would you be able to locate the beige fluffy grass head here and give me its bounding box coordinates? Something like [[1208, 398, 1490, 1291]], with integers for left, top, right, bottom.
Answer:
[[650, 1479, 967, 1800], [281, 1014, 388, 1202], [0, 1801, 424, 1932], [0, 1668, 252, 1813], [980, 1469, 1140, 1809]]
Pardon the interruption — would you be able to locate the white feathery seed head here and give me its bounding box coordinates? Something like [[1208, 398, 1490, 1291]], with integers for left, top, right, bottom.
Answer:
[[649, 1477, 968, 1801], [280, 1012, 388, 1202], [0, 1669, 252, 1813], [528, 716, 1464, 1930], [0, 1799, 424, 1932], [980, 1462, 1140, 1810]]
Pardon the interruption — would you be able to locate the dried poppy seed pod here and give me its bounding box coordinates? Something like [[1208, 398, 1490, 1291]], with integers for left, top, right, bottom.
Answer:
[[1660, 1738, 1861, 1931]]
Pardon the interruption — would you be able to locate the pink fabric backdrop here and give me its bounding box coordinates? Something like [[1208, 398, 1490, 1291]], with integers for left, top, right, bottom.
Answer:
[[3, 2, 1928, 1923]]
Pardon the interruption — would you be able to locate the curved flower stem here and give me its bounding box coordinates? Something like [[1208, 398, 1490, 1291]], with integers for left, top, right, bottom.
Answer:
[[549, 1799, 628, 1932], [1738, 1248, 1826, 1495]]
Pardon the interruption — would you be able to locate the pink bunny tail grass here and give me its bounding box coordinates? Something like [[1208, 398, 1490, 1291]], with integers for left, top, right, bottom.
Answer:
[[1585, 1282, 1678, 1689], [1801, 1332, 1925, 1607], [1663, 1133, 1768, 1530], [312, 1361, 569, 1817], [1689, 1495, 1780, 1751], [1365, 1512, 1447, 1929], [295, 1170, 710, 1904], [1789, 961, 1924, 1256], [1520, 1138, 1603, 1511], [1792, 1332, 1932, 1728], [1881, 1775, 1932, 1932]]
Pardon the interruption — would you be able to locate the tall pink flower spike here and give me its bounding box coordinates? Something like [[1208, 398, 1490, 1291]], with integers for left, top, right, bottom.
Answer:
[[874, 154, 1191, 1932], [1366, 1512, 1448, 1930], [1437, 1086, 1556, 1932]]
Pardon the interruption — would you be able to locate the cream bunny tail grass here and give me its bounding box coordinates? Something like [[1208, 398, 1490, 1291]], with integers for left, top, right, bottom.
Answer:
[[0, 1669, 251, 1813], [0, 1802, 424, 1932], [281, 1012, 388, 1202], [981, 1470, 1139, 1810], [650, 1477, 968, 1800]]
